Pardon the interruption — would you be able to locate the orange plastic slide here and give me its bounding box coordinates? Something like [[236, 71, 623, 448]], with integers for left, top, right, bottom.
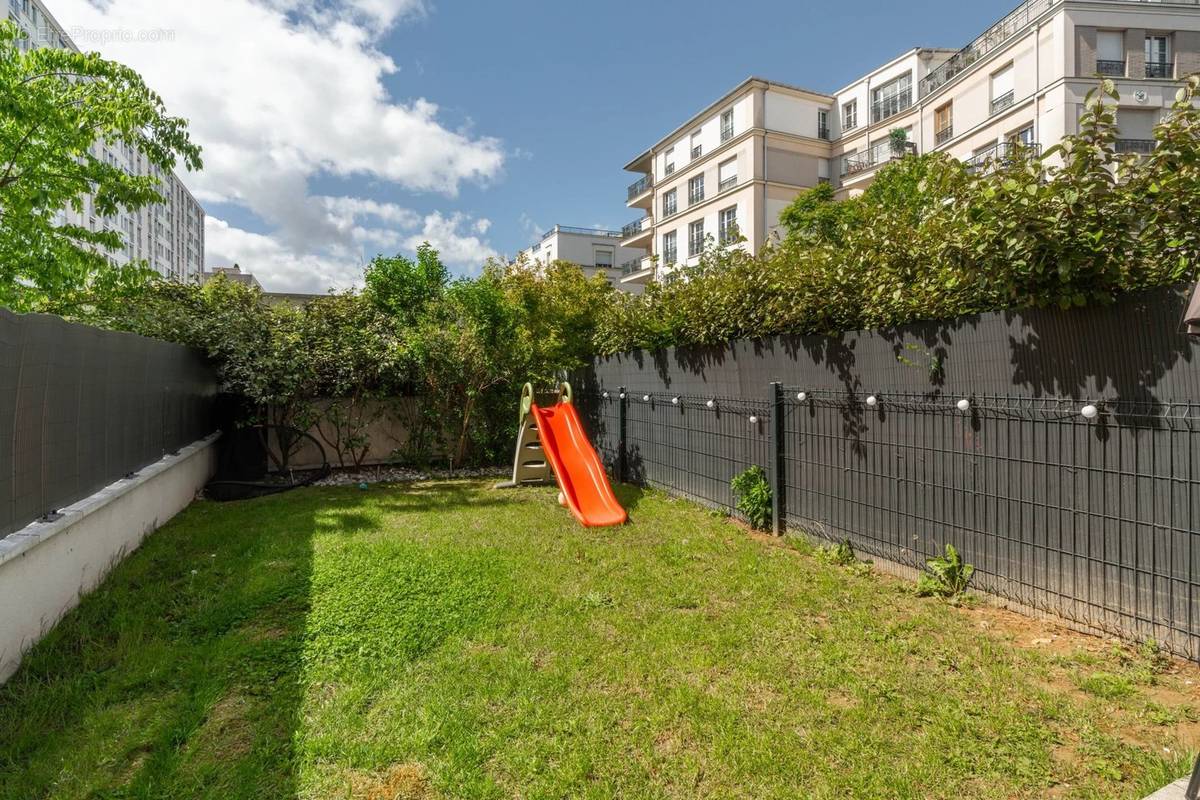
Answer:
[[530, 400, 627, 528]]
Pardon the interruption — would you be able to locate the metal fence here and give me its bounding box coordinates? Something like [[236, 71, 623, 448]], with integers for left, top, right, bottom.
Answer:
[[574, 288, 1200, 660], [0, 309, 218, 538]]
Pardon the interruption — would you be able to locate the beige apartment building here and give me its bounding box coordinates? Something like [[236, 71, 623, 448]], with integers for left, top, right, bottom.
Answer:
[[621, 0, 1200, 286]]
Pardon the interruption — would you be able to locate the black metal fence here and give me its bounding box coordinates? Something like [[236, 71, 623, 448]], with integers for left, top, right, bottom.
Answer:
[[0, 310, 218, 538], [574, 287, 1200, 660]]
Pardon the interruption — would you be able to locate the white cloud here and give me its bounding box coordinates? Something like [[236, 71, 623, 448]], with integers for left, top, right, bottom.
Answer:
[[402, 212, 499, 273], [56, 0, 504, 292]]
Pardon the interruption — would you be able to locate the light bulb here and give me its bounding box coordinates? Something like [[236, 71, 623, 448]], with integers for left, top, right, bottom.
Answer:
[[749, 415, 759, 424], [602, 391, 609, 399], [706, 399, 716, 409], [643, 394, 651, 402], [866, 395, 879, 408], [957, 398, 971, 412], [1081, 404, 1099, 420], [619, 392, 626, 400], [672, 397, 680, 405], [797, 391, 808, 402]]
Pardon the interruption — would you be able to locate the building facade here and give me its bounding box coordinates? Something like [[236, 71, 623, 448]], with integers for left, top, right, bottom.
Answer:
[[6, 0, 206, 282], [621, 0, 1200, 284], [515, 225, 648, 293]]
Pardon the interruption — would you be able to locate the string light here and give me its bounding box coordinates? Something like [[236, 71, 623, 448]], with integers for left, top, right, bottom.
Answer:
[[643, 394, 651, 402], [865, 395, 879, 408], [671, 396, 680, 405], [957, 398, 971, 412], [796, 391, 808, 402], [1081, 404, 1099, 420], [602, 391, 609, 399], [749, 414, 759, 424], [706, 399, 717, 410]]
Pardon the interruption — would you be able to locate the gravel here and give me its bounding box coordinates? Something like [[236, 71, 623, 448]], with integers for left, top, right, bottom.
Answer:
[[312, 465, 507, 487]]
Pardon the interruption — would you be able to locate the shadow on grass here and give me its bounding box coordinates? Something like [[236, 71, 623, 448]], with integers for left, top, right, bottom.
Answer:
[[0, 482, 500, 800]]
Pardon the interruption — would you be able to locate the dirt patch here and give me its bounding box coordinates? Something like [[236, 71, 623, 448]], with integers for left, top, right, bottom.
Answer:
[[348, 763, 433, 800]]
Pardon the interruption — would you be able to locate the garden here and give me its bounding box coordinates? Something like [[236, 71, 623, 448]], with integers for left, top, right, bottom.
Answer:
[[2, 480, 1198, 799]]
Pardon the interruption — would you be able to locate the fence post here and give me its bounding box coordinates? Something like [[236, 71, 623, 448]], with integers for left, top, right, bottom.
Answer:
[[618, 386, 627, 484], [769, 381, 783, 536]]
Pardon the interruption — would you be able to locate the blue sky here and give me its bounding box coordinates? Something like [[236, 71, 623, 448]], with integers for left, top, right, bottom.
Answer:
[[60, 0, 1016, 291]]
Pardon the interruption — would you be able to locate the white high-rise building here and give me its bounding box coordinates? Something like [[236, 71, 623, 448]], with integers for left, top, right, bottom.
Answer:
[[5, 0, 205, 282]]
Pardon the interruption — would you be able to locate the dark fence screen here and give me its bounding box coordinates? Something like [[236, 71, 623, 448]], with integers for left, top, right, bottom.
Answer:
[[0, 309, 218, 538], [575, 287, 1200, 660]]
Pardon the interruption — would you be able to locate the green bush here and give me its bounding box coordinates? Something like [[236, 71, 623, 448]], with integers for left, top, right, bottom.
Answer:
[[730, 466, 772, 531]]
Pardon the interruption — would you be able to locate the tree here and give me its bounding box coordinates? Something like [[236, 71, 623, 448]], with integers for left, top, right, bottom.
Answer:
[[0, 21, 202, 310], [363, 242, 449, 326]]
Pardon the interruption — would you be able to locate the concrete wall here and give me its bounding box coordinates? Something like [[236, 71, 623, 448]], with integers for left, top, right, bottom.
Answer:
[[269, 397, 426, 470], [0, 434, 218, 684]]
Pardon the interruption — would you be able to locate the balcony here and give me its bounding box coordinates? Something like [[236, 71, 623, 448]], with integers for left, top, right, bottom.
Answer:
[[718, 175, 738, 192], [990, 91, 1015, 116], [842, 140, 917, 178], [1096, 60, 1126, 77], [965, 140, 1042, 173], [871, 91, 913, 125], [627, 175, 653, 204], [920, 0, 1056, 97], [620, 255, 655, 285], [1115, 139, 1156, 155], [1146, 61, 1173, 79], [621, 216, 653, 247], [935, 126, 954, 146]]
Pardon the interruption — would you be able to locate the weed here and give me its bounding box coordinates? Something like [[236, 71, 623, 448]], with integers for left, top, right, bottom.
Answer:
[[730, 466, 772, 531], [817, 539, 857, 567], [916, 544, 974, 600]]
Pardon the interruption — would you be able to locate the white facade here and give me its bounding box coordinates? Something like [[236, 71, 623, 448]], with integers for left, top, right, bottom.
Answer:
[[515, 226, 648, 293], [5, 0, 205, 282], [620, 0, 1200, 283]]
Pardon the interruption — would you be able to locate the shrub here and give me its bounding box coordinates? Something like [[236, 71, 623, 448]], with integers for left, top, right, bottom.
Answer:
[[916, 544, 975, 600], [816, 539, 857, 567], [730, 466, 772, 531]]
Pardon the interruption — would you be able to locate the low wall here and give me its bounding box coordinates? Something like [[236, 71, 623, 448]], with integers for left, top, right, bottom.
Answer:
[[0, 434, 219, 684]]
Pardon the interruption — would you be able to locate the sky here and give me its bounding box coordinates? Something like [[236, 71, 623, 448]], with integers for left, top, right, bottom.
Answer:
[[51, 0, 1013, 293]]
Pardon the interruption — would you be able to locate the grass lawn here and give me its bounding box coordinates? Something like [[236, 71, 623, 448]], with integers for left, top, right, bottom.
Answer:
[[1, 480, 1198, 799]]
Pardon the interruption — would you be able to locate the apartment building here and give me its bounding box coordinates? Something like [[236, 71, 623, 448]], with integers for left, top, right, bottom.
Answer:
[[621, 0, 1200, 284], [619, 78, 833, 285], [515, 225, 648, 293], [5, 0, 206, 282]]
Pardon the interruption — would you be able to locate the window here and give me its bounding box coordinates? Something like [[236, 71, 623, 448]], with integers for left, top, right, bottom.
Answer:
[[718, 158, 738, 191], [664, 147, 676, 176], [720, 109, 734, 142], [688, 174, 705, 206], [662, 188, 677, 218], [817, 110, 830, 140], [935, 102, 953, 145], [594, 248, 614, 269], [842, 100, 858, 131], [871, 73, 912, 123], [1146, 35, 1172, 78], [1097, 30, 1125, 76], [718, 206, 738, 244], [1009, 125, 1035, 147], [690, 131, 702, 159], [688, 220, 705, 257], [662, 231, 677, 265], [990, 64, 1015, 115]]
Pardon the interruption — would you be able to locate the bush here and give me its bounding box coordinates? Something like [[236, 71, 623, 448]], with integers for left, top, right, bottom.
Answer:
[[730, 466, 772, 531]]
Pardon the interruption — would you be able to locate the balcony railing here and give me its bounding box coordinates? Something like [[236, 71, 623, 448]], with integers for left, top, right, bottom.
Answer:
[[935, 126, 954, 145], [920, 0, 1056, 97], [718, 175, 738, 192], [620, 257, 649, 275], [664, 163, 675, 177], [921, 0, 1200, 98], [1146, 61, 1173, 79], [991, 91, 1015, 116], [818, 126, 831, 140], [621, 218, 648, 239], [1096, 59, 1126, 77], [627, 176, 652, 200], [691, 145, 703, 159], [1115, 138, 1156, 155], [540, 225, 622, 241], [842, 140, 917, 177], [871, 90, 913, 125], [965, 140, 1042, 172]]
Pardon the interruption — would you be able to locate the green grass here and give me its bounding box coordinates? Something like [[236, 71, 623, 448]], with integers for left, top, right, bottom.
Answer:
[[1, 480, 1197, 799]]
